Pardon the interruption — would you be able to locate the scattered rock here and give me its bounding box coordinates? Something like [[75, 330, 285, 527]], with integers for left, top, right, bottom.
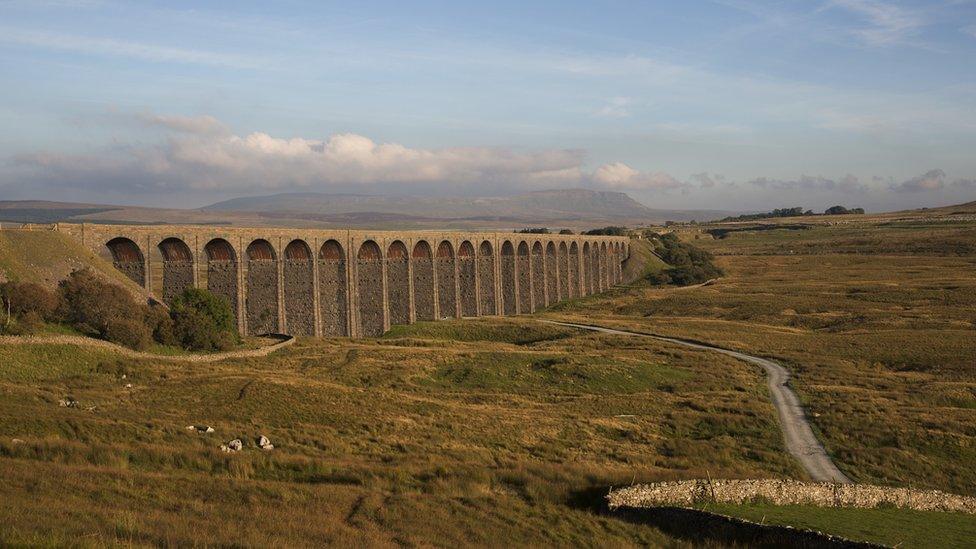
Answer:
[[186, 425, 215, 434], [11, 438, 26, 445], [220, 439, 243, 453], [58, 398, 78, 408], [257, 435, 274, 450]]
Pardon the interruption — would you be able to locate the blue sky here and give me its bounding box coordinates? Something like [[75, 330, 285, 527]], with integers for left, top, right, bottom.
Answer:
[[1, 0, 975, 212]]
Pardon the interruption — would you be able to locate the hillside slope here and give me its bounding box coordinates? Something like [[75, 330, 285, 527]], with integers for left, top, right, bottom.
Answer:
[[0, 230, 150, 300]]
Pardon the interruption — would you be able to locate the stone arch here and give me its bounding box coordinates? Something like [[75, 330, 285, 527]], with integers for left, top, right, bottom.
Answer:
[[318, 239, 347, 336], [501, 241, 516, 316], [599, 242, 609, 291], [204, 238, 238, 319], [583, 242, 593, 295], [478, 240, 496, 315], [458, 241, 477, 317], [106, 237, 144, 286], [283, 239, 314, 336], [412, 241, 435, 321], [531, 241, 545, 311], [569, 241, 581, 298], [436, 240, 457, 319], [157, 237, 193, 303], [517, 241, 531, 313], [545, 241, 557, 306], [614, 243, 622, 283], [357, 240, 384, 336], [386, 240, 410, 327], [246, 239, 279, 335], [557, 242, 569, 302]]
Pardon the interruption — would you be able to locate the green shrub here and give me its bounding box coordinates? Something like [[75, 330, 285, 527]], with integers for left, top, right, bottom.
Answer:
[[646, 234, 724, 286], [104, 318, 152, 350], [58, 269, 144, 338], [144, 304, 176, 346], [0, 281, 59, 321], [170, 288, 238, 351]]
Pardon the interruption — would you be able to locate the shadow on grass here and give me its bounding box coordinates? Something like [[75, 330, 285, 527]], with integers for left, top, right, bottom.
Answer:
[[564, 487, 881, 549]]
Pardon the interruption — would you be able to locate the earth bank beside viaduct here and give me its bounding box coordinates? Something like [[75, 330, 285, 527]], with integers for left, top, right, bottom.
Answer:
[[57, 223, 631, 337]]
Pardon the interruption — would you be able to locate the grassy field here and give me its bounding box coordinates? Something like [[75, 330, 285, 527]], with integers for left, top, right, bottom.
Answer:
[[1, 216, 974, 546], [709, 503, 976, 548], [550, 217, 976, 498], [0, 318, 802, 546]]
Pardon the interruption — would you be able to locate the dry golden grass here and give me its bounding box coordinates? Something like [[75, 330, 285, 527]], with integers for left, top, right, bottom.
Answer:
[[551, 218, 976, 496]]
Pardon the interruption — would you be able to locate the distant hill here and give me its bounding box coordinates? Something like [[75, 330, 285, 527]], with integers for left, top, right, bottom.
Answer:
[[0, 189, 738, 229], [203, 189, 662, 220]]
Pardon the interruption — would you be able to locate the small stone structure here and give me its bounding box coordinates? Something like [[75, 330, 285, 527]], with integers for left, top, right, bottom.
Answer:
[[58, 223, 631, 337], [608, 479, 976, 514]]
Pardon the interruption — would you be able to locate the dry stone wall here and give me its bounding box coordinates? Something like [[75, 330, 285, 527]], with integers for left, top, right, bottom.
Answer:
[[608, 479, 976, 515], [59, 223, 628, 337]]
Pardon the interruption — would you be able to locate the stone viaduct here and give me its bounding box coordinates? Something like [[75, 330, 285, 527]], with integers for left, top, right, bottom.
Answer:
[[57, 223, 631, 337]]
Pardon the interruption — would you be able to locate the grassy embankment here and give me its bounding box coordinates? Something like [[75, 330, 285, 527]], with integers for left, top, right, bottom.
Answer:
[[549, 218, 976, 497]]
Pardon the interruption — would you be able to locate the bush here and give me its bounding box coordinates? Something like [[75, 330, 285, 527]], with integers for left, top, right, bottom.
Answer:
[[0, 281, 59, 321], [646, 234, 724, 286], [583, 226, 628, 236], [144, 304, 176, 346], [57, 269, 156, 349], [104, 318, 152, 350], [170, 288, 238, 351]]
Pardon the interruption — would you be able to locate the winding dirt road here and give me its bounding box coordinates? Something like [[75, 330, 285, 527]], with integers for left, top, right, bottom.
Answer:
[[544, 320, 852, 484]]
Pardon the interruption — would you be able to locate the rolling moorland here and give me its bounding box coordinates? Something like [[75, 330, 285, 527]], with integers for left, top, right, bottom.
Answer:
[[1, 205, 975, 546]]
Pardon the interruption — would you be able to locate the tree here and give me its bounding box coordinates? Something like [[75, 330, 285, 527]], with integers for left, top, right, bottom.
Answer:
[[58, 269, 145, 342], [170, 288, 238, 351]]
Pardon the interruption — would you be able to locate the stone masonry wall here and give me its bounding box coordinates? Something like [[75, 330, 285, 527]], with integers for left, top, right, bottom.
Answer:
[[436, 255, 457, 319], [478, 255, 496, 315], [161, 261, 193, 304], [318, 259, 347, 336], [246, 260, 279, 335], [387, 257, 410, 326], [459, 256, 477, 317], [412, 258, 434, 322], [608, 479, 976, 515], [357, 257, 384, 336], [502, 253, 516, 316], [206, 260, 238, 319], [283, 259, 314, 336]]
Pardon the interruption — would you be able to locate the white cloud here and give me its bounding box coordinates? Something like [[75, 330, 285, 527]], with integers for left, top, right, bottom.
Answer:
[[829, 0, 925, 46], [590, 162, 685, 191], [8, 113, 688, 195], [594, 97, 633, 118], [891, 169, 946, 192], [0, 27, 264, 68]]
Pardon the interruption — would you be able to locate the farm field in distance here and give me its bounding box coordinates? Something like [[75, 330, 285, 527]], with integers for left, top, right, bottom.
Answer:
[[1, 209, 975, 547]]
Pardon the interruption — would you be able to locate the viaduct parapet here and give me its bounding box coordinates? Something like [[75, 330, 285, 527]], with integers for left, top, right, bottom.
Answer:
[[57, 223, 631, 337]]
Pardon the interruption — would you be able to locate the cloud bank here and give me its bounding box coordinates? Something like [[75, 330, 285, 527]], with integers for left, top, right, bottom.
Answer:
[[5, 114, 685, 196]]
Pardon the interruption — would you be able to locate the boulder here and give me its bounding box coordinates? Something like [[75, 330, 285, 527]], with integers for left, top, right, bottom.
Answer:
[[186, 425, 215, 434], [257, 435, 274, 450], [220, 439, 243, 453]]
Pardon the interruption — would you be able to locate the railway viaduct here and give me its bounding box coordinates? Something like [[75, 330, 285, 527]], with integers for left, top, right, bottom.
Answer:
[[57, 223, 631, 337]]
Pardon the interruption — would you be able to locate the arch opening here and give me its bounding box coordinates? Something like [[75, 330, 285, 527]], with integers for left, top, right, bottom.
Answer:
[[545, 241, 557, 306], [531, 241, 545, 311], [569, 241, 580, 298], [245, 239, 279, 335], [283, 239, 314, 336], [458, 241, 477, 317], [106, 237, 145, 286], [478, 240, 496, 315], [501, 241, 516, 316], [557, 242, 569, 303], [412, 241, 434, 321], [517, 241, 531, 314], [204, 238, 238, 321], [583, 242, 593, 296], [357, 240, 384, 336], [157, 237, 193, 303], [436, 240, 457, 319], [387, 241, 410, 327], [318, 239, 348, 336]]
